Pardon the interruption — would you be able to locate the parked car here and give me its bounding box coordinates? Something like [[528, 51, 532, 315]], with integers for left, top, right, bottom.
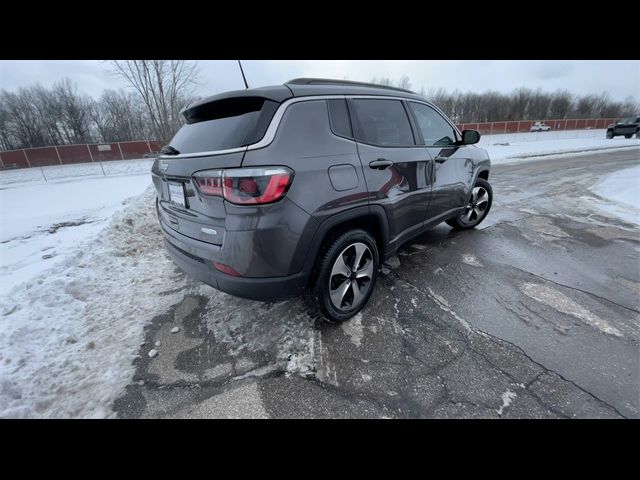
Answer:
[[152, 78, 492, 322], [530, 121, 551, 132], [606, 117, 640, 139]]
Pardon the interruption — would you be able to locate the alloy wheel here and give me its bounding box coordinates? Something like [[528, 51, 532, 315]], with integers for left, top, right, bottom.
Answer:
[[329, 242, 374, 311], [459, 186, 490, 225]]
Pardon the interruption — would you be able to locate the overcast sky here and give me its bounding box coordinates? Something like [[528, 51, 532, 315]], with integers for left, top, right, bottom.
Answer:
[[1, 60, 638, 102]]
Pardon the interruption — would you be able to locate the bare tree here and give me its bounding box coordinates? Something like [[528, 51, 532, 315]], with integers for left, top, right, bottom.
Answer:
[[371, 77, 393, 86], [92, 89, 151, 143], [109, 60, 200, 144], [52, 78, 94, 144], [396, 75, 412, 90], [548, 90, 573, 119]]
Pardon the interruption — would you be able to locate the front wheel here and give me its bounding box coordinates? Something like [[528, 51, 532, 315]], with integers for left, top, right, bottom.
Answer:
[[306, 229, 379, 323], [446, 178, 493, 230], [606, 130, 614, 139]]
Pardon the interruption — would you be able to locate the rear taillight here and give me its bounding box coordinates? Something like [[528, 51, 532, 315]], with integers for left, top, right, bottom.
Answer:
[[193, 167, 294, 205]]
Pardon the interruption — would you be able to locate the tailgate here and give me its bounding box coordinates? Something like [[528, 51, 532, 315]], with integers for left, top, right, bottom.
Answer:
[[151, 151, 245, 246]]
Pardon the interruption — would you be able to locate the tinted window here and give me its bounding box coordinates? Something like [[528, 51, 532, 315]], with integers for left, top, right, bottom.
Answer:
[[351, 99, 414, 146], [168, 97, 278, 154], [327, 99, 353, 138], [409, 102, 457, 146]]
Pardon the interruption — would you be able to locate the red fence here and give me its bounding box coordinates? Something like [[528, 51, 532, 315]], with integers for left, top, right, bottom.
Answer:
[[0, 140, 163, 169], [0, 117, 623, 169], [454, 118, 620, 135]]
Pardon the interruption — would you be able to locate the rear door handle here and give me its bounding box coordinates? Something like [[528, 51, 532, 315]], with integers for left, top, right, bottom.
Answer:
[[434, 155, 448, 163], [369, 159, 393, 170]]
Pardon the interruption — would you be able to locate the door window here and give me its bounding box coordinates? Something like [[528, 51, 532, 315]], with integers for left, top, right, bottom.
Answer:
[[409, 102, 457, 147], [351, 99, 415, 147]]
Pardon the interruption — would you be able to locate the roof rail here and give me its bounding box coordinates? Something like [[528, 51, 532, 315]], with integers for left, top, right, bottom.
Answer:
[[286, 78, 416, 94]]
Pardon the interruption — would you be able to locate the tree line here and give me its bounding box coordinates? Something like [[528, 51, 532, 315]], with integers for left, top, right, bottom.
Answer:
[[372, 76, 638, 124], [0, 61, 200, 151], [1, 66, 638, 151]]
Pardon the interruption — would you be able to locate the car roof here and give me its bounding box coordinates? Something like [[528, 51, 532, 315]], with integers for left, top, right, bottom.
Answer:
[[182, 78, 429, 115]]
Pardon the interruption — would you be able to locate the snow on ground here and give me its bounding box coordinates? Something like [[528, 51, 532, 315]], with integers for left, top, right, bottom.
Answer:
[[0, 159, 154, 186], [0, 174, 153, 290], [589, 165, 640, 225], [480, 129, 640, 164], [0, 185, 190, 418]]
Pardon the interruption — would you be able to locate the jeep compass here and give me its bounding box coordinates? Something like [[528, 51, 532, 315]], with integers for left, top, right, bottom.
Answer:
[[152, 78, 492, 322]]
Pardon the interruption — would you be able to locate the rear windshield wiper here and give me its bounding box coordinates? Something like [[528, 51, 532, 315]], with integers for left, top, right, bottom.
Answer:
[[160, 145, 180, 155]]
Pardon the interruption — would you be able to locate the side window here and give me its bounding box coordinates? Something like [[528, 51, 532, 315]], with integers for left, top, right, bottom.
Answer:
[[327, 99, 353, 138], [351, 99, 415, 147], [409, 102, 457, 147]]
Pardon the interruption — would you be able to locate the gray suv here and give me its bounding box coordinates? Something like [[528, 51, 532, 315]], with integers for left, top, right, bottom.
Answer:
[[152, 78, 492, 322]]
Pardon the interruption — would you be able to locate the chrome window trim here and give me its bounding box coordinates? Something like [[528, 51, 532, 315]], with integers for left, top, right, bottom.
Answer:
[[159, 94, 451, 159]]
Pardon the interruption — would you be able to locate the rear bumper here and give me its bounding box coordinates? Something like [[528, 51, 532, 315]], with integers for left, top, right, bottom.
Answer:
[[160, 219, 308, 302]]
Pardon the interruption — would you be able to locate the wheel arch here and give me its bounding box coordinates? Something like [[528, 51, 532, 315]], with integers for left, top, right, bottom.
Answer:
[[302, 205, 390, 282]]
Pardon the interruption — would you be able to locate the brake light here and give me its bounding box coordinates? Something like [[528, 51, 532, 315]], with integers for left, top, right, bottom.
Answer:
[[193, 167, 294, 205]]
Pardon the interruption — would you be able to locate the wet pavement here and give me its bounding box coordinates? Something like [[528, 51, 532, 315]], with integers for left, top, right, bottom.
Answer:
[[114, 148, 640, 419]]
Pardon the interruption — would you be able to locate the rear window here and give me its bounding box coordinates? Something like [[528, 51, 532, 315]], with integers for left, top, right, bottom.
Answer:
[[167, 97, 279, 154]]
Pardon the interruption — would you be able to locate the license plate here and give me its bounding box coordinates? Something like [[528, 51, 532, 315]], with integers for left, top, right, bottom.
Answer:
[[168, 182, 186, 207]]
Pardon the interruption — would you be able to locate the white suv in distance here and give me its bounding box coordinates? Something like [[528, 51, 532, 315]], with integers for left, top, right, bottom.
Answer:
[[530, 121, 551, 132]]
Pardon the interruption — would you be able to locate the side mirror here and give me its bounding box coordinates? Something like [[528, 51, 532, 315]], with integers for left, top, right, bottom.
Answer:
[[461, 129, 480, 145]]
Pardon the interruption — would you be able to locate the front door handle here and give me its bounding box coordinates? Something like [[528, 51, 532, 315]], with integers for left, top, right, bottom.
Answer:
[[369, 159, 393, 170], [434, 155, 448, 163]]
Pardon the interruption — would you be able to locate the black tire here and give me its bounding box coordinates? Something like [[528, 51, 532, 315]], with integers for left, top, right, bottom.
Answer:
[[625, 134, 632, 139], [606, 130, 614, 139], [446, 178, 493, 230], [306, 229, 379, 323]]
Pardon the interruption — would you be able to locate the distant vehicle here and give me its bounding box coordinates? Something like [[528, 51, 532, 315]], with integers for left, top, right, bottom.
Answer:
[[606, 117, 640, 139], [530, 121, 551, 132], [143, 151, 159, 158]]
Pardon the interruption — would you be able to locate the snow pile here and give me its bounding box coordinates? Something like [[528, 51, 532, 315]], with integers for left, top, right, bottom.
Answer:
[[0, 174, 153, 289], [480, 130, 640, 164], [589, 165, 640, 225], [0, 185, 189, 418]]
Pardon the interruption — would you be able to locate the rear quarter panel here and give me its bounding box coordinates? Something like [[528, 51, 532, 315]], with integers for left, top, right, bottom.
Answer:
[[242, 99, 369, 224]]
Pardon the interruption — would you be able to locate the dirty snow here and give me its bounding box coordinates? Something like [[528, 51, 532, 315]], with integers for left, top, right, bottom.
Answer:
[[200, 286, 316, 376], [0, 174, 153, 289], [461, 254, 483, 267], [0, 186, 190, 418], [341, 312, 364, 347], [496, 389, 517, 415], [589, 165, 640, 225], [480, 129, 640, 164]]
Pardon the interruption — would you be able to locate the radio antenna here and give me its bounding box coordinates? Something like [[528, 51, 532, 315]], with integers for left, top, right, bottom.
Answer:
[[238, 60, 249, 89]]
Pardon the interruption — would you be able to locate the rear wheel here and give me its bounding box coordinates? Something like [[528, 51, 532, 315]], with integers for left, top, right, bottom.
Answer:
[[446, 178, 493, 230], [306, 229, 379, 323]]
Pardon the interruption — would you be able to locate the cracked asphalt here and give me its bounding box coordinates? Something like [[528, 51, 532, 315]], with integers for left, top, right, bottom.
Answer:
[[115, 148, 640, 419]]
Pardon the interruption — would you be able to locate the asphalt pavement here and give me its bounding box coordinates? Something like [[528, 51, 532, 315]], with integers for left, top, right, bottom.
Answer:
[[115, 147, 640, 419]]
